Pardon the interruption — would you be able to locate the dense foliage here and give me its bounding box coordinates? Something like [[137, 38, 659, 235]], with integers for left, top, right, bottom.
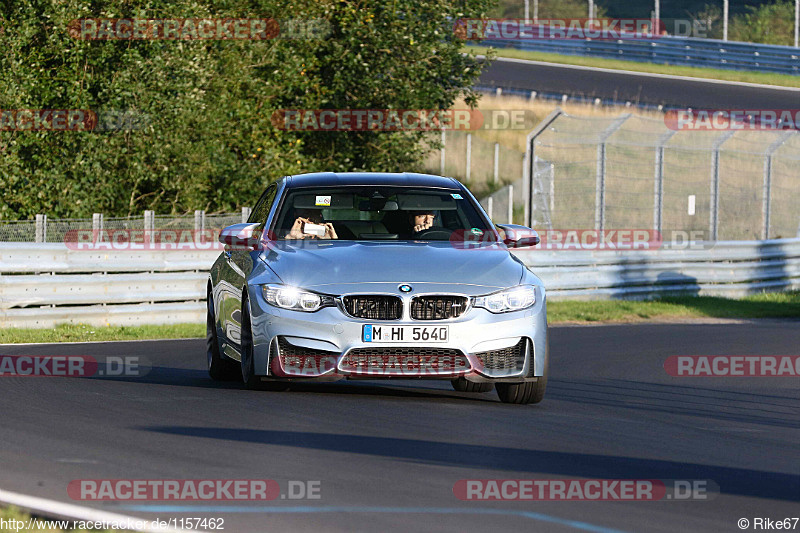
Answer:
[[0, 0, 494, 218]]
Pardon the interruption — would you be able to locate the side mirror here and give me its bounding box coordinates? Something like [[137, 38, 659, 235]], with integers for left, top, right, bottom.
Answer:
[[218, 223, 261, 250], [496, 224, 540, 248]]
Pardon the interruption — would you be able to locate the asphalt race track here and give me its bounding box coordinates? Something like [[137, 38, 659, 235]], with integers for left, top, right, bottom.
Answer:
[[480, 57, 800, 109], [2, 322, 799, 532]]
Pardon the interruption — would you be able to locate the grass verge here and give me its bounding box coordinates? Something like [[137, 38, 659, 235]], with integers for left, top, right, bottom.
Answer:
[[0, 506, 113, 532], [1, 293, 799, 344], [548, 291, 800, 323], [0, 323, 204, 344], [467, 45, 800, 88]]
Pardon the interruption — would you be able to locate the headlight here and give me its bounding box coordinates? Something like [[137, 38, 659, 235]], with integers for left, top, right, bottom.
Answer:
[[262, 285, 333, 312], [473, 286, 536, 313]]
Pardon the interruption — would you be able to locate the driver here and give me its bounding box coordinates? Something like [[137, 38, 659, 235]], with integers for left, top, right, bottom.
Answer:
[[407, 210, 435, 236]]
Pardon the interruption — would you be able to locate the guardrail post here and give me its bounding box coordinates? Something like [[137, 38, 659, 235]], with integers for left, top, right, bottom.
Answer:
[[241, 206, 252, 223], [144, 210, 155, 246], [709, 131, 734, 241], [493, 143, 499, 183], [525, 108, 563, 228], [762, 131, 793, 240], [596, 114, 631, 232], [35, 214, 46, 243], [654, 130, 676, 235], [465, 133, 472, 182]]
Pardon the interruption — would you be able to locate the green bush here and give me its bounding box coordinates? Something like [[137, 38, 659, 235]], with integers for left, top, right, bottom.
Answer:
[[0, 0, 494, 219]]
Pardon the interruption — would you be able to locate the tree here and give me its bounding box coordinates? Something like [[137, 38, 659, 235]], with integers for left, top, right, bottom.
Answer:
[[0, 0, 494, 219], [729, 0, 797, 46]]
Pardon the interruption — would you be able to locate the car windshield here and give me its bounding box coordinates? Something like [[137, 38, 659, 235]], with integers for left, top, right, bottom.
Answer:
[[271, 186, 496, 241]]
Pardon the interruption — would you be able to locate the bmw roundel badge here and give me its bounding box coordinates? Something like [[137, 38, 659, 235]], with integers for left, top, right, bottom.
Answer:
[[399, 284, 413, 293]]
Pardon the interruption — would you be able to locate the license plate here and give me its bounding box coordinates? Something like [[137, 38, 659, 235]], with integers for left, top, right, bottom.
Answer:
[[362, 325, 449, 343]]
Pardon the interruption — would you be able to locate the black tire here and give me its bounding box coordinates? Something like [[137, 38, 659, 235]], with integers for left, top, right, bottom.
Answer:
[[239, 296, 262, 390], [451, 378, 494, 393], [496, 375, 547, 405], [207, 291, 239, 381]]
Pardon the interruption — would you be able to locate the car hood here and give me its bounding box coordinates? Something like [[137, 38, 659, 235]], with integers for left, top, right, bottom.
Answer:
[[259, 240, 524, 296]]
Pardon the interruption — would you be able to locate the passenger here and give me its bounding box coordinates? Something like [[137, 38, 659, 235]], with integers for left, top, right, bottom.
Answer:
[[285, 209, 338, 240]]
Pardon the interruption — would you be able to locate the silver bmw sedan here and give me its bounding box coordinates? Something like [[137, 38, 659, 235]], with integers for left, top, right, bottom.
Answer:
[[207, 172, 548, 404]]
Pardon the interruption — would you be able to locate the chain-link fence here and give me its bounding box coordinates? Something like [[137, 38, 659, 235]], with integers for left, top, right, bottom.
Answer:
[[423, 130, 525, 194], [422, 129, 531, 225], [0, 210, 249, 242], [5, 111, 798, 242], [527, 111, 800, 241]]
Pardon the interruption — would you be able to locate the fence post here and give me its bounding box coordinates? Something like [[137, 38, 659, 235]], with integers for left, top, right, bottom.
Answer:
[[596, 114, 631, 232], [525, 108, 563, 228], [595, 143, 606, 232], [493, 142, 499, 183], [92, 213, 104, 242], [487, 196, 493, 220], [522, 152, 529, 226], [35, 214, 46, 243], [242, 206, 252, 223], [194, 210, 205, 232], [440, 129, 446, 175], [144, 210, 155, 245], [709, 131, 734, 241], [465, 133, 472, 182], [508, 184, 514, 224], [762, 131, 793, 240], [654, 130, 676, 235]]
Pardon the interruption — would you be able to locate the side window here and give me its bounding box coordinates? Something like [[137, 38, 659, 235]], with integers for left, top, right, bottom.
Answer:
[[248, 184, 277, 228]]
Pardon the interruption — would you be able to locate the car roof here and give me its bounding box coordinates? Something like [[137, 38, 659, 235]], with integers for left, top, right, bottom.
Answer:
[[283, 172, 462, 189]]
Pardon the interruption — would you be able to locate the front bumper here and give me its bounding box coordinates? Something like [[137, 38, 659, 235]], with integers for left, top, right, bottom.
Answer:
[[247, 286, 547, 381]]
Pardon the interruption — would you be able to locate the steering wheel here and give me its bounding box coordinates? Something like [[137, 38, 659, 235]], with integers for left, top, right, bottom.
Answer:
[[415, 227, 453, 240]]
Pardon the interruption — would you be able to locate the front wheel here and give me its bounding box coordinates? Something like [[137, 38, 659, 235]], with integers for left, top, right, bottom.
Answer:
[[496, 375, 547, 405]]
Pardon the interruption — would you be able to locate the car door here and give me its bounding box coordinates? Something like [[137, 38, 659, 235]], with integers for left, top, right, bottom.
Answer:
[[221, 183, 278, 352]]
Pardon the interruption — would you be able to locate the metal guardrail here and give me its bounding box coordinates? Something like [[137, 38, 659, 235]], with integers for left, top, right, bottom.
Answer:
[[519, 238, 800, 299], [0, 244, 219, 328], [2, 239, 799, 328], [476, 35, 800, 75]]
